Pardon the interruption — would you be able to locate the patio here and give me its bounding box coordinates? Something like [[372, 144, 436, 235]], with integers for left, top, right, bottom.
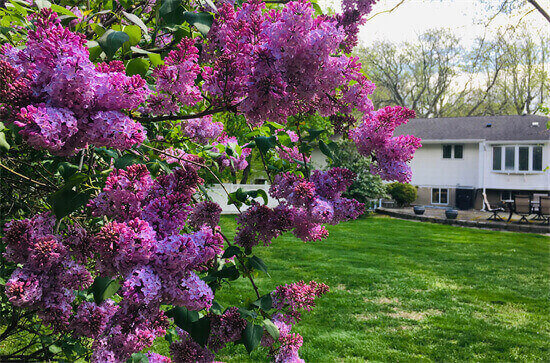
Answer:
[[376, 207, 550, 234]]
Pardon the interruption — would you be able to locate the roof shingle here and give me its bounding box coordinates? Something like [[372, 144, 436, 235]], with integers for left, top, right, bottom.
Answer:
[[394, 115, 550, 141]]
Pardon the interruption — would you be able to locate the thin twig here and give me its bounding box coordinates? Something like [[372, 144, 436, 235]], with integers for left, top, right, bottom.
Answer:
[[0, 162, 50, 187]]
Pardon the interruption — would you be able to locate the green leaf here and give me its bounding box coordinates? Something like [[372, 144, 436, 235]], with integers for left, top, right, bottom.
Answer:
[[319, 140, 333, 159], [159, 0, 182, 16], [127, 352, 149, 363], [34, 0, 51, 9], [48, 188, 91, 219], [263, 319, 280, 340], [50, 4, 76, 17], [98, 30, 130, 59], [9, 0, 28, 16], [57, 162, 79, 180], [210, 301, 224, 315], [305, 129, 325, 142], [114, 154, 144, 169], [124, 25, 141, 46], [252, 293, 273, 311], [122, 11, 150, 40], [248, 255, 269, 276], [242, 323, 263, 353], [237, 307, 257, 319], [182, 12, 214, 37], [222, 245, 243, 259], [91, 277, 120, 304], [148, 53, 164, 67], [126, 58, 149, 77], [167, 306, 199, 331], [190, 316, 211, 346], [0, 132, 10, 152], [49, 344, 62, 354], [311, 2, 323, 16], [254, 136, 277, 155], [246, 189, 269, 205]]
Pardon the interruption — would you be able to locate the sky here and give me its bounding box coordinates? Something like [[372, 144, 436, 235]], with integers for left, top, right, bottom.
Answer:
[[320, 0, 550, 48]]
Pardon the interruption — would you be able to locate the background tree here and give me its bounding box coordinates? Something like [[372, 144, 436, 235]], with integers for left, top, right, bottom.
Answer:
[[359, 26, 549, 117]]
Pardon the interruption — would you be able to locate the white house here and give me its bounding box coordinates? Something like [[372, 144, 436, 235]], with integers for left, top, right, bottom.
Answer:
[[394, 115, 550, 209]]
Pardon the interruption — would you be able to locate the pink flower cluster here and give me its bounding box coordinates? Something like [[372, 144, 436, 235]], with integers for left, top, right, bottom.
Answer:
[[212, 133, 252, 171], [275, 130, 310, 165], [349, 106, 421, 182], [180, 115, 224, 143], [204, 0, 376, 126], [84, 164, 225, 360], [337, 0, 378, 52], [207, 307, 248, 352], [3, 213, 93, 331], [272, 281, 329, 324], [261, 281, 329, 362], [147, 38, 202, 115], [0, 10, 149, 155], [235, 168, 364, 249]]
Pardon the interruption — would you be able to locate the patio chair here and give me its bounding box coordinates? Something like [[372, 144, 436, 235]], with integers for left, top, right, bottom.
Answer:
[[531, 193, 548, 220], [482, 192, 504, 221], [539, 196, 550, 225], [514, 195, 532, 223]]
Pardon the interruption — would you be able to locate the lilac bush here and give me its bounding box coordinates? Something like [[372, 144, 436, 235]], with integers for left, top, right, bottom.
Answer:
[[0, 0, 420, 361]]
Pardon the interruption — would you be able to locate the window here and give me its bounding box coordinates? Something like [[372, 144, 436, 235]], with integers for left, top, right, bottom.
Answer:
[[504, 146, 515, 170], [519, 147, 529, 171], [501, 190, 515, 201], [454, 145, 463, 159], [442, 144, 463, 159], [492, 145, 544, 172], [493, 146, 502, 170], [442, 145, 452, 159], [432, 188, 449, 204], [533, 146, 543, 171]]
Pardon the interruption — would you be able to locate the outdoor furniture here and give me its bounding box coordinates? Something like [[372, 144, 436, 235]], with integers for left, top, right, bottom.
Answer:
[[531, 193, 548, 220], [539, 196, 550, 225], [514, 195, 532, 223], [482, 193, 505, 221]]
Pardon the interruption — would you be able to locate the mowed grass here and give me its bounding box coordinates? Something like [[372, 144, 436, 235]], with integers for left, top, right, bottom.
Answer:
[[212, 215, 549, 362]]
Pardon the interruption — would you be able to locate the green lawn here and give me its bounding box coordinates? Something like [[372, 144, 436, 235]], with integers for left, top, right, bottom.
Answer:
[[212, 215, 549, 362]]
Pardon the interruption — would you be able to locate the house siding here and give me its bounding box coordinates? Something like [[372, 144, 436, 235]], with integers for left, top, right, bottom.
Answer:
[[409, 143, 479, 188]]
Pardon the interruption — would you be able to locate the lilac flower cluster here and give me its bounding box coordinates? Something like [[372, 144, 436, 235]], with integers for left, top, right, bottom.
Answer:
[[204, 0, 377, 126], [180, 115, 224, 143], [85, 165, 225, 360], [349, 106, 421, 183], [337, 0, 378, 52], [3, 214, 93, 331], [170, 329, 215, 362], [235, 168, 363, 249], [188, 200, 223, 230], [275, 130, 310, 165], [207, 307, 248, 352], [147, 38, 202, 115], [0, 10, 149, 155], [261, 281, 329, 363], [212, 133, 252, 171], [272, 281, 329, 324]]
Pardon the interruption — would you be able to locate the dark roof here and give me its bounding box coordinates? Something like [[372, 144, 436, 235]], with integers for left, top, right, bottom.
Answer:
[[394, 115, 550, 141]]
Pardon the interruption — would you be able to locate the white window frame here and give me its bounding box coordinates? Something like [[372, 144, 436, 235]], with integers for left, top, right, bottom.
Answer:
[[491, 145, 544, 173], [431, 187, 449, 205], [442, 144, 464, 159], [500, 190, 514, 202]]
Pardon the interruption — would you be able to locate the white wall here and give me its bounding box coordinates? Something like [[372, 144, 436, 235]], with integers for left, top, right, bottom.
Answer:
[[481, 141, 550, 191], [409, 143, 479, 188]]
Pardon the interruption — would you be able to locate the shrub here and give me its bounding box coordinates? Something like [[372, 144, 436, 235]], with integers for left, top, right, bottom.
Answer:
[[328, 140, 387, 204], [386, 182, 418, 206]]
